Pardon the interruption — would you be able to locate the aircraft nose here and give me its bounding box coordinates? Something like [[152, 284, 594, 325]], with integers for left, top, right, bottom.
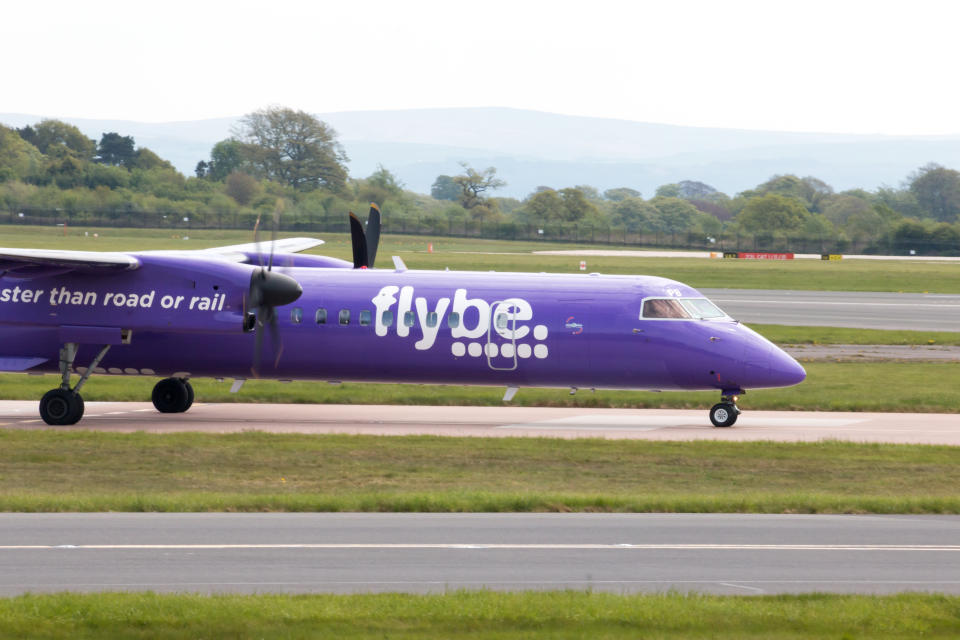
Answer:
[[768, 346, 806, 388]]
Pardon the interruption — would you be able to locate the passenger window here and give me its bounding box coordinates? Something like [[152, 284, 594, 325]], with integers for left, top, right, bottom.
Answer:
[[642, 298, 691, 319], [359, 310, 372, 326], [339, 309, 350, 325], [426, 311, 438, 328], [382, 310, 394, 327], [403, 311, 415, 327], [447, 312, 460, 328], [496, 313, 509, 329], [290, 307, 303, 324], [315, 308, 327, 325]]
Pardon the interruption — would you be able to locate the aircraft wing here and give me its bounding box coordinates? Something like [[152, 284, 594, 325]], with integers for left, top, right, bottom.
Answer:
[[201, 237, 324, 257], [0, 248, 140, 276]]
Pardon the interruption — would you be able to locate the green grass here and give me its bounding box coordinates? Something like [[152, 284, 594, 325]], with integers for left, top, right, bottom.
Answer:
[[2, 361, 958, 413], [0, 591, 958, 639], [0, 432, 958, 513], [753, 324, 960, 346], [3, 223, 960, 292]]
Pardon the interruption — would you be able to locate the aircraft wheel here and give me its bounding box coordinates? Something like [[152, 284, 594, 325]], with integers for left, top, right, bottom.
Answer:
[[152, 378, 191, 413], [181, 379, 195, 412], [710, 402, 739, 428], [40, 389, 85, 426]]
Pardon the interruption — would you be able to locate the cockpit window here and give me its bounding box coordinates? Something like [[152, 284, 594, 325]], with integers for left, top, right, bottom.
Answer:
[[642, 297, 727, 320], [642, 298, 690, 319], [678, 298, 726, 319]]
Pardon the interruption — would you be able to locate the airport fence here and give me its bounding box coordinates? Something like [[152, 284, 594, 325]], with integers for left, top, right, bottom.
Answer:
[[2, 208, 958, 256]]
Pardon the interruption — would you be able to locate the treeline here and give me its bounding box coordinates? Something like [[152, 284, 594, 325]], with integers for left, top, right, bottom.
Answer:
[[1, 106, 959, 255]]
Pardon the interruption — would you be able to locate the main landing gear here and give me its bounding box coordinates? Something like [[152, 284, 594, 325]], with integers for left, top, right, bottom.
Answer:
[[151, 378, 194, 413], [39, 342, 111, 426], [709, 393, 741, 428], [39, 341, 196, 425]]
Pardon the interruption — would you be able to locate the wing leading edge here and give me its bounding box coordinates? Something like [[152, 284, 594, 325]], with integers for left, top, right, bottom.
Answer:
[[0, 248, 140, 277]]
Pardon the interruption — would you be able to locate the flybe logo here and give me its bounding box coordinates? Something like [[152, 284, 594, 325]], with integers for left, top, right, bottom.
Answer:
[[372, 286, 550, 359]]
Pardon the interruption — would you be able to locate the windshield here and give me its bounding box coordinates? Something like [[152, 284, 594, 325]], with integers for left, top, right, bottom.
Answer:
[[641, 297, 727, 320]]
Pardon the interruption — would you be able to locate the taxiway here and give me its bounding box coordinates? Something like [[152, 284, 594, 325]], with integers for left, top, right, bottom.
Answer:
[[2, 401, 958, 444]]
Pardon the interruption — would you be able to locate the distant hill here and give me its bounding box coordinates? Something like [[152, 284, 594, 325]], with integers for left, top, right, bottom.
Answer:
[[3, 108, 959, 198]]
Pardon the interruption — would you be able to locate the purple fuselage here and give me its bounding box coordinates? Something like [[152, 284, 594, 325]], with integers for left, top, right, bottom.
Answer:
[[0, 254, 806, 394]]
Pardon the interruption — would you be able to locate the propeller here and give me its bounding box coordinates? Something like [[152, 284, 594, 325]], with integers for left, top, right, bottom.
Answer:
[[349, 203, 382, 269], [248, 199, 302, 376]]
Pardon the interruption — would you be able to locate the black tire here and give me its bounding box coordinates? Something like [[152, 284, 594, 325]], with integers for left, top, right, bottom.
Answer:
[[152, 378, 190, 413], [181, 379, 195, 412], [40, 388, 84, 426], [710, 402, 739, 428]]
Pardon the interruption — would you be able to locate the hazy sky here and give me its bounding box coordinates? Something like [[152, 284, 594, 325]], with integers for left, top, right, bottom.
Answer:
[[5, 0, 959, 135]]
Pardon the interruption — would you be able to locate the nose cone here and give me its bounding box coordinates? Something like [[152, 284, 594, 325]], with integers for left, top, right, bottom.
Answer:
[[768, 346, 807, 388]]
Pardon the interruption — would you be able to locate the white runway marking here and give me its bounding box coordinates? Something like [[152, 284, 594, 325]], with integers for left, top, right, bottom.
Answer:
[[3, 543, 959, 551]]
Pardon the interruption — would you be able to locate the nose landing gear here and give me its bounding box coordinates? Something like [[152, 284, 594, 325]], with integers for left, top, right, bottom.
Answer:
[[709, 393, 741, 428]]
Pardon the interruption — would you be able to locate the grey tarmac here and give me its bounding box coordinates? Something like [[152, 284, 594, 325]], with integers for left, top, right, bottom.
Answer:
[[2, 401, 958, 445], [0, 513, 957, 595], [701, 288, 960, 331]]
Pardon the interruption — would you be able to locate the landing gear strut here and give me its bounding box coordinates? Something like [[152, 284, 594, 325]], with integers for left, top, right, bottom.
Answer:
[[709, 393, 741, 428], [152, 378, 194, 413], [39, 342, 111, 426]]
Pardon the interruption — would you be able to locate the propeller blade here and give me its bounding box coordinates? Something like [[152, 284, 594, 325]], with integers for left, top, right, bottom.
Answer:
[[269, 312, 283, 368], [251, 311, 264, 377], [268, 199, 283, 272], [252, 211, 264, 268], [247, 267, 302, 377], [366, 203, 381, 269], [349, 211, 368, 269]]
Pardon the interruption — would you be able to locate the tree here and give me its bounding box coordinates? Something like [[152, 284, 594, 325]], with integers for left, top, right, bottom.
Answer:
[[366, 164, 404, 195], [603, 187, 640, 202], [96, 132, 136, 166], [431, 175, 459, 201], [233, 106, 348, 192], [823, 194, 872, 227], [742, 174, 832, 212], [909, 163, 960, 222], [737, 193, 809, 233], [224, 171, 260, 205], [676, 180, 719, 200], [889, 219, 929, 253], [522, 189, 563, 223], [130, 147, 173, 171], [19, 120, 95, 159], [650, 196, 699, 233], [655, 183, 681, 198], [430, 175, 459, 201], [0, 125, 44, 180], [204, 139, 244, 181], [557, 187, 599, 222], [451, 163, 505, 209], [574, 185, 602, 202], [611, 197, 658, 231]]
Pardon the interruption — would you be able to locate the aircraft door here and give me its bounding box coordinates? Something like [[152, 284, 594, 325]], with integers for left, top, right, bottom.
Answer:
[[485, 299, 519, 371]]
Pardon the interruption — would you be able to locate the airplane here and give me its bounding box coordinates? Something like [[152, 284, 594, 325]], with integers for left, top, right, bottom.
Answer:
[[0, 204, 805, 428]]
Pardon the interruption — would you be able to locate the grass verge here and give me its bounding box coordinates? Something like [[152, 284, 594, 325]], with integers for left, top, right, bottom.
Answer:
[[0, 433, 958, 513], [0, 592, 958, 639], [753, 324, 960, 346], [2, 362, 958, 412]]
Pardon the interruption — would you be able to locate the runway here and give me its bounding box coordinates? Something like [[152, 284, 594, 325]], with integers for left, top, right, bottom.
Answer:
[[700, 288, 960, 331], [0, 513, 957, 595], [2, 401, 959, 444]]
